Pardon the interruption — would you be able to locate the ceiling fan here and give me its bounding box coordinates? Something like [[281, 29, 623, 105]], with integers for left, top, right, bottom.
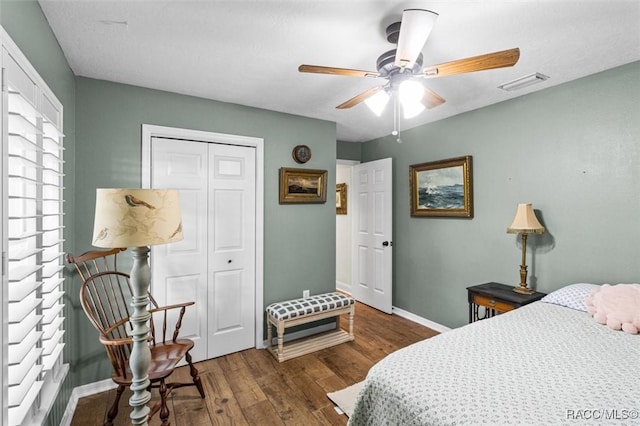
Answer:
[[298, 9, 520, 136]]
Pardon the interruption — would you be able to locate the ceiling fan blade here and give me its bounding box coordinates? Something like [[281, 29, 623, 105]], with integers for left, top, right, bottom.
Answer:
[[421, 87, 446, 109], [336, 86, 385, 109], [422, 48, 520, 78], [394, 9, 439, 69], [298, 64, 379, 78]]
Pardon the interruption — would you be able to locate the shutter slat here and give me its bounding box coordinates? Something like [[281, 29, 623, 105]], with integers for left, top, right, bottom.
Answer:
[[42, 342, 65, 371], [42, 290, 65, 309], [42, 330, 65, 356], [42, 302, 64, 324], [8, 345, 43, 385], [42, 277, 64, 293], [8, 331, 42, 365], [42, 316, 64, 340], [8, 295, 42, 325], [8, 313, 42, 344], [7, 247, 43, 261], [7, 364, 43, 407], [7, 264, 42, 281], [7, 280, 41, 302]]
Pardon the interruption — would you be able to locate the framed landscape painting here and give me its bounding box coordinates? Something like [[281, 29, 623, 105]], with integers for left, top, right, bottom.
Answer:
[[279, 167, 328, 204], [409, 156, 473, 218]]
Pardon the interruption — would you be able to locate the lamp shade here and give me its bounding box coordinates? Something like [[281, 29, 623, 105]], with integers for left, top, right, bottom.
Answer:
[[92, 188, 183, 248], [507, 203, 545, 234], [364, 89, 390, 116]]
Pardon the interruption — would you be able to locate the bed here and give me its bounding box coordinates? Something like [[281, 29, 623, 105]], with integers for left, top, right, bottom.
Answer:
[[349, 284, 640, 425]]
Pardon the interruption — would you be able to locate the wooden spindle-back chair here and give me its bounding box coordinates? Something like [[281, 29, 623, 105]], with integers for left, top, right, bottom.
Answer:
[[67, 250, 205, 426]]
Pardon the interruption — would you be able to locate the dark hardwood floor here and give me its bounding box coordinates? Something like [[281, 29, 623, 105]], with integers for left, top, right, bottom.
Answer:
[[71, 302, 439, 425]]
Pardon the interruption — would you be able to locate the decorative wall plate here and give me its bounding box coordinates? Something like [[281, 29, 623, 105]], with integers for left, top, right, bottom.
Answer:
[[292, 145, 312, 164]]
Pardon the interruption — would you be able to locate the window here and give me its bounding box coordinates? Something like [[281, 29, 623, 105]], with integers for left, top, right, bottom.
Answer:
[[2, 29, 68, 425]]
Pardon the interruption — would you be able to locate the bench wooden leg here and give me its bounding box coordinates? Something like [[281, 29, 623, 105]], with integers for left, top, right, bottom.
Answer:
[[348, 305, 355, 339], [267, 318, 273, 350], [277, 321, 285, 356]]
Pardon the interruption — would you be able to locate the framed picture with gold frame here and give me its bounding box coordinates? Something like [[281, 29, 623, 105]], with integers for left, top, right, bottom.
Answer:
[[336, 183, 347, 214], [279, 168, 328, 204], [409, 155, 473, 218]]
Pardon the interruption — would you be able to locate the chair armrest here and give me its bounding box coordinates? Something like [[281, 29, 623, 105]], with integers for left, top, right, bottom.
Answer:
[[149, 301, 195, 312], [148, 301, 195, 344], [99, 334, 133, 347]]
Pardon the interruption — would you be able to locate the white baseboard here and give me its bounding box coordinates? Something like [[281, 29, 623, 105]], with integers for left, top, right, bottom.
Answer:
[[392, 306, 452, 333], [60, 378, 117, 426], [335, 281, 352, 294]]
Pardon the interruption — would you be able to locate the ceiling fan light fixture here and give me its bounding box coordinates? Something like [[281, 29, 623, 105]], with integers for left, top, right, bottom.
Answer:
[[401, 100, 426, 119], [365, 89, 390, 116], [398, 80, 426, 119], [395, 9, 438, 69]]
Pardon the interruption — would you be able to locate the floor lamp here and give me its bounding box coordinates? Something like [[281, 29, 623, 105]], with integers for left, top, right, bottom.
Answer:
[[507, 203, 545, 294], [92, 188, 183, 425]]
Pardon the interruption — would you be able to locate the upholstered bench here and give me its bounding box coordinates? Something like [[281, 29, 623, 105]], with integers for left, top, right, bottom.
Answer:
[[266, 292, 355, 362]]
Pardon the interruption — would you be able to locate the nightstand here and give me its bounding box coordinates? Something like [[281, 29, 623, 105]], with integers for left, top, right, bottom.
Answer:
[[467, 282, 546, 323]]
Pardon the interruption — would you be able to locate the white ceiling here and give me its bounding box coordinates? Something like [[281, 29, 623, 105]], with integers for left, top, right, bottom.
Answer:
[[39, 0, 640, 142]]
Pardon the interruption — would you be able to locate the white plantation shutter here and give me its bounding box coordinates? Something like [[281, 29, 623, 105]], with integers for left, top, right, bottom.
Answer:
[[2, 28, 68, 426]]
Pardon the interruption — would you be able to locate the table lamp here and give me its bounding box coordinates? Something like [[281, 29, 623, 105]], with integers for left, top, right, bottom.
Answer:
[[92, 188, 183, 425], [506, 203, 544, 294]]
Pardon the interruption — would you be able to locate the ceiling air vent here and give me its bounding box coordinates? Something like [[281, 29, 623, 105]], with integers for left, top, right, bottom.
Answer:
[[498, 72, 549, 91]]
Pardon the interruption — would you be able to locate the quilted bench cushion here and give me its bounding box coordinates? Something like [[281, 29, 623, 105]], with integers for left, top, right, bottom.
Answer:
[[266, 292, 355, 321]]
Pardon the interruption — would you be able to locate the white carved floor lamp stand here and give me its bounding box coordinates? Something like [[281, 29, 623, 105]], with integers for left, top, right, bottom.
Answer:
[[129, 246, 152, 425]]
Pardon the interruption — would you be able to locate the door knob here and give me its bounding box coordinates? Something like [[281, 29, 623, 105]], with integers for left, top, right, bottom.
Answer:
[[382, 241, 393, 247]]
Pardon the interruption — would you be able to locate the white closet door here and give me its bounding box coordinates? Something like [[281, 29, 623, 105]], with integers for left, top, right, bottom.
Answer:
[[150, 137, 256, 361], [208, 143, 256, 358], [151, 137, 209, 361]]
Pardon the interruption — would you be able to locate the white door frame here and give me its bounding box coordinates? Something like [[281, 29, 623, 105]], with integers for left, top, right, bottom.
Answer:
[[141, 124, 265, 349]]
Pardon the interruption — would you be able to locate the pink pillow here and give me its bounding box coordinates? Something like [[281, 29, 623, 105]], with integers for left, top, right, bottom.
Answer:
[[586, 284, 640, 334]]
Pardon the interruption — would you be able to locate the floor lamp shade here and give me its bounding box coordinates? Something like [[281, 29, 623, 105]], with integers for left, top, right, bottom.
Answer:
[[92, 188, 183, 248]]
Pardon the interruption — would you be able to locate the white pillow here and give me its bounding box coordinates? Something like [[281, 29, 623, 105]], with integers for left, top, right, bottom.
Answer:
[[541, 283, 600, 311]]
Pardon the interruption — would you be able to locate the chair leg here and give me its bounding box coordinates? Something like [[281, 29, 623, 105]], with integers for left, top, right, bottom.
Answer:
[[159, 379, 170, 426], [105, 384, 125, 426], [186, 351, 205, 398]]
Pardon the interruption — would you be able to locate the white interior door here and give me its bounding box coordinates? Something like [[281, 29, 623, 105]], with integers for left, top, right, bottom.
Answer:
[[352, 158, 393, 314], [150, 136, 256, 361], [208, 143, 256, 358]]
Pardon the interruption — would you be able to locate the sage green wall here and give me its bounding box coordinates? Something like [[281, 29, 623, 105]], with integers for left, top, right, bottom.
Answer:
[[361, 61, 640, 328], [337, 140, 362, 161], [74, 76, 337, 384], [1, 2, 76, 425]]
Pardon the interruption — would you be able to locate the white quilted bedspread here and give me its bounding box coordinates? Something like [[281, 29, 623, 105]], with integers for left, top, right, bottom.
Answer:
[[349, 302, 640, 426]]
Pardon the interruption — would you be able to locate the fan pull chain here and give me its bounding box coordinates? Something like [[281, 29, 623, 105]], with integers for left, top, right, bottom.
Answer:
[[392, 94, 402, 143]]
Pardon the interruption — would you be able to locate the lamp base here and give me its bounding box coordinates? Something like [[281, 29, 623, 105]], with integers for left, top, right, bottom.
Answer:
[[513, 285, 535, 295]]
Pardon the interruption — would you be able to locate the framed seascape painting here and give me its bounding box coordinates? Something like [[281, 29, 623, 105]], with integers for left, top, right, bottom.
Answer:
[[279, 167, 328, 204], [409, 156, 473, 218]]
